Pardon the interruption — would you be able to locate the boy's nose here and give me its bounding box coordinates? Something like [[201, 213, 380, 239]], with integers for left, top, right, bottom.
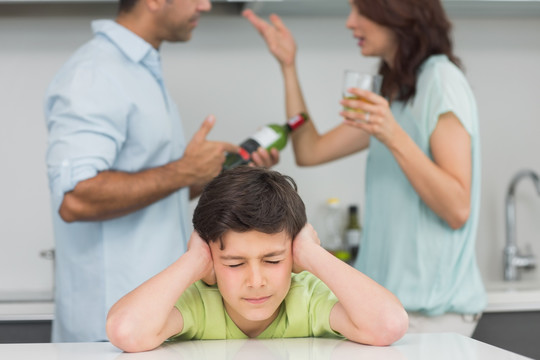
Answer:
[[247, 264, 265, 288]]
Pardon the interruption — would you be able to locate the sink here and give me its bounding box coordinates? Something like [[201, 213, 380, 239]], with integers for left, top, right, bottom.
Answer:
[[485, 280, 540, 312]]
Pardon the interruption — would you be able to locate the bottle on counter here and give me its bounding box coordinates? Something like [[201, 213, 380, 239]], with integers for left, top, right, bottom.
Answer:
[[344, 204, 362, 264], [323, 198, 351, 263], [222, 112, 309, 170]]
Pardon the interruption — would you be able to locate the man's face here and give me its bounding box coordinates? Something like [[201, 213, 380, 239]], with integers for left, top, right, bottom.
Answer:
[[209, 230, 293, 335], [157, 0, 212, 43]]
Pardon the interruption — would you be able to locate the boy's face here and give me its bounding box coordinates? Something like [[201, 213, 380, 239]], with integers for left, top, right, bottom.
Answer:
[[209, 230, 293, 335]]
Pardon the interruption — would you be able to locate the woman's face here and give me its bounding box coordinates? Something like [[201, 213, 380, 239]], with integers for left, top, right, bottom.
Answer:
[[346, 1, 398, 65]]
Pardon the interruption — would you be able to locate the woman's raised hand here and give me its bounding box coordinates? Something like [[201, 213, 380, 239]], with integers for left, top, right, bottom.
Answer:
[[243, 9, 297, 67]]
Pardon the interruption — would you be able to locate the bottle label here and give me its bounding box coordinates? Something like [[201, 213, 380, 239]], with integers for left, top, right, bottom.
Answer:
[[287, 113, 308, 131], [251, 127, 280, 148], [345, 230, 361, 247]]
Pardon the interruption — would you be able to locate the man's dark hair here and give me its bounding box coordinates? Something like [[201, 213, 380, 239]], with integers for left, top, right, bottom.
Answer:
[[193, 167, 307, 247], [118, 0, 138, 13]]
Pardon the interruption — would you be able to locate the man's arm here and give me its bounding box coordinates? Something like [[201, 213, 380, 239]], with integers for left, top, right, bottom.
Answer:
[[106, 232, 214, 352], [59, 116, 238, 222], [292, 224, 408, 346]]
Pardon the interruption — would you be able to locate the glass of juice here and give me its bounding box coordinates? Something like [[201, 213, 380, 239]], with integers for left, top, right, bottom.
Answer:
[[342, 70, 383, 113]]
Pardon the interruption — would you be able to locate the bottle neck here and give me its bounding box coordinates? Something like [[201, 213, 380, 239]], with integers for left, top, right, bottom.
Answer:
[[286, 112, 309, 131], [347, 207, 360, 228]]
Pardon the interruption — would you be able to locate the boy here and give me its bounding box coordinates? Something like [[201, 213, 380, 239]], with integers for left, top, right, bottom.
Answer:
[[106, 167, 408, 352]]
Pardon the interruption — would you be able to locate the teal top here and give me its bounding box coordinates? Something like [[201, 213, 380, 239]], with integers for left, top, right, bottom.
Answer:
[[172, 272, 343, 340], [354, 55, 486, 315]]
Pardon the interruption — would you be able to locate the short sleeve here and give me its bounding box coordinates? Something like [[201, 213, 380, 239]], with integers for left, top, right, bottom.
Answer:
[[416, 58, 477, 138], [307, 276, 342, 337], [286, 272, 343, 338], [172, 282, 206, 340], [172, 281, 227, 340], [45, 62, 130, 197]]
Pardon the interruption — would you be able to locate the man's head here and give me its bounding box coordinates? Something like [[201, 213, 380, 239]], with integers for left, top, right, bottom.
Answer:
[[117, 0, 212, 47], [193, 167, 307, 334]]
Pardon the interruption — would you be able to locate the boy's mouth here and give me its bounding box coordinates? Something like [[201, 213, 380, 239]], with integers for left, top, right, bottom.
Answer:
[[243, 296, 271, 304]]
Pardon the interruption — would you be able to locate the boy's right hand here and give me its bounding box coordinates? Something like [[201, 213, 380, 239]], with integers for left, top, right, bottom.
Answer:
[[187, 231, 216, 285]]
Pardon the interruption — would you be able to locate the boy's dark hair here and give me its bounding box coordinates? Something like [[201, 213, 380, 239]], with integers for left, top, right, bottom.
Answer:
[[193, 167, 307, 247]]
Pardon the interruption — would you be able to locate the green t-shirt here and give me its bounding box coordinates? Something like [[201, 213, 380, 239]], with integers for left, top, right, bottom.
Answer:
[[172, 271, 343, 340]]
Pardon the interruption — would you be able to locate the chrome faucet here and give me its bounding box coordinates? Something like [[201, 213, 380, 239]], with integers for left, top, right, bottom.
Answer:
[[504, 170, 540, 281]]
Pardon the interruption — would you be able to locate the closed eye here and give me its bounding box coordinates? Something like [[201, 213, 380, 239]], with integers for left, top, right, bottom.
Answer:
[[265, 260, 281, 265], [227, 263, 243, 268]]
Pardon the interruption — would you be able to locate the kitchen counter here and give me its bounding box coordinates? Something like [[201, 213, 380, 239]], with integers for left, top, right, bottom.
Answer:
[[1, 281, 539, 321], [0, 333, 531, 360], [0, 290, 53, 321], [0, 302, 53, 322], [485, 280, 540, 312]]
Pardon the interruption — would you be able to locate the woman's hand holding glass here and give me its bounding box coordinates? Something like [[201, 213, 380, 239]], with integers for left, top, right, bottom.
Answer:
[[340, 88, 401, 148]]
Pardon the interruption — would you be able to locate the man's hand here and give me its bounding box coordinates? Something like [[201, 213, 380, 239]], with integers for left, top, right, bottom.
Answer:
[[187, 231, 216, 285], [250, 147, 280, 168], [177, 115, 239, 187], [292, 223, 321, 274]]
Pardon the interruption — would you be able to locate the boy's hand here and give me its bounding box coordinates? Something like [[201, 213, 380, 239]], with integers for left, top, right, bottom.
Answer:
[[292, 223, 321, 273], [187, 231, 216, 285]]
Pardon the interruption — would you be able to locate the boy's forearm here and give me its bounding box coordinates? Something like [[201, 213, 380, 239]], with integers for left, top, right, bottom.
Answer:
[[302, 245, 407, 342], [106, 250, 205, 351]]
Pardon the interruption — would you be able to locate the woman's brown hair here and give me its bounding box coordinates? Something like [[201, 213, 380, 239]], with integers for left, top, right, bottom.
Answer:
[[354, 0, 461, 103]]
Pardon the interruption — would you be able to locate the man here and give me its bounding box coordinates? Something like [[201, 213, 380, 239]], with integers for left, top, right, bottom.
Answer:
[[45, 0, 277, 342]]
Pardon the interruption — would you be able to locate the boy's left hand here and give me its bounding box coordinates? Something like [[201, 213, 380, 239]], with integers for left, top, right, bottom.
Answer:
[[292, 223, 320, 273]]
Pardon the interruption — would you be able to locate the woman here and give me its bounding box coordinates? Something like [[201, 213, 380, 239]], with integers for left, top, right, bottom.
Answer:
[[243, 0, 486, 336]]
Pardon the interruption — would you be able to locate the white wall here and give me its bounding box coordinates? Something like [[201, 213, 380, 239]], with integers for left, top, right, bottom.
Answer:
[[1, 3, 539, 298]]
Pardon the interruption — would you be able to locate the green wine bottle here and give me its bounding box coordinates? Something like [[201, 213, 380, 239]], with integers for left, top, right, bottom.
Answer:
[[345, 205, 362, 263], [223, 113, 309, 170]]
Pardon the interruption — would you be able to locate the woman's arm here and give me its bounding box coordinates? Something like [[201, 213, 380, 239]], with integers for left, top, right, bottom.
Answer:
[[106, 232, 214, 352], [292, 225, 408, 345], [243, 10, 370, 166], [342, 89, 472, 229]]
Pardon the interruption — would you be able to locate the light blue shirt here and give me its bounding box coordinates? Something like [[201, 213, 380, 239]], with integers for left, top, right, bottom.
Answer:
[[45, 20, 190, 342], [354, 55, 486, 315]]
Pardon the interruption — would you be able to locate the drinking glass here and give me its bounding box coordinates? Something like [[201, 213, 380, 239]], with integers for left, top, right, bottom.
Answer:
[[342, 70, 382, 112]]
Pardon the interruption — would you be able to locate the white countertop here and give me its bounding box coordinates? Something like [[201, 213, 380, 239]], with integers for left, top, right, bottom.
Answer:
[[0, 290, 54, 321], [485, 281, 540, 312], [0, 301, 54, 321], [0, 334, 531, 360], [1, 280, 539, 320]]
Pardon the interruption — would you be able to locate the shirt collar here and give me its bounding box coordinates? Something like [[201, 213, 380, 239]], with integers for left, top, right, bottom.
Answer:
[[92, 19, 163, 81]]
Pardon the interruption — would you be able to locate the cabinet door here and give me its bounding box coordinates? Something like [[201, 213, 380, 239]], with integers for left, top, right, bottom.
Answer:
[[472, 311, 540, 359], [0, 320, 52, 343]]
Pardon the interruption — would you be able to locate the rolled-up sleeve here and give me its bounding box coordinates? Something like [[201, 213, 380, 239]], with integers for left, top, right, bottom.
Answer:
[[45, 62, 130, 198]]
